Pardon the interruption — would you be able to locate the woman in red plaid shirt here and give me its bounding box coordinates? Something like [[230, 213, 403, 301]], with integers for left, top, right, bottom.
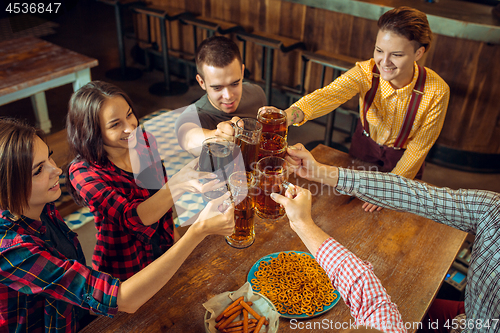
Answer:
[[66, 81, 222, 280], [0, 118, 234, 332]]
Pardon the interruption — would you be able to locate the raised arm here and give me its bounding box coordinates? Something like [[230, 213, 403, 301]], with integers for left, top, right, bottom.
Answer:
[[271, 186, 405, 333]]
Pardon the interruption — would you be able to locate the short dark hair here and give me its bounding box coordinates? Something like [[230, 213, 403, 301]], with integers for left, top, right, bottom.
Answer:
[[195, 36, 242, 78], [0, 118, 42, 215], [378, 6, 432, 52], [66, 80, 137, 205]]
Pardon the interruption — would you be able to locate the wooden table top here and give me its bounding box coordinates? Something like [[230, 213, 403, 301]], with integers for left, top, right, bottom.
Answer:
[[0, 37, 98, 96], [80, 145, 467, 333]]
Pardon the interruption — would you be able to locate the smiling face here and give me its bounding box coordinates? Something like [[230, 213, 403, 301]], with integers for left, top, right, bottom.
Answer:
[[26, 136, 62, 217], [196, 58, 245, 114], [99, 96, 138, 155], [373, 29, 425, 89]]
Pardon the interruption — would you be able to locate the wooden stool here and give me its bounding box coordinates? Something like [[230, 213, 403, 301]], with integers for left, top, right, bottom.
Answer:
[[299, 50, 360, 152], [131, 4, 191, 96], [97, 0, 144, 81], [236, 31, 305, 105]]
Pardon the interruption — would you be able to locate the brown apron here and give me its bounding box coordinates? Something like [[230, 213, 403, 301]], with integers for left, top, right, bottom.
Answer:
[[349, 64, 426, 180]]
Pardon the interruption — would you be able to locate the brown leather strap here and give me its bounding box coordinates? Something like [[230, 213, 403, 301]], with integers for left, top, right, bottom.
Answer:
[[394, 65, 426, 148], [362, 64, 427, 148], [361, 64, 380, 134]]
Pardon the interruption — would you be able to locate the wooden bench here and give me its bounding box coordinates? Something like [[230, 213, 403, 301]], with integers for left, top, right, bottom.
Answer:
[[0, 37, 98, 133]]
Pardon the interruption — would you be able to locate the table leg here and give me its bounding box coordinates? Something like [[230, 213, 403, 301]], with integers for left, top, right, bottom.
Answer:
[[30, 92, 52, 134], [73, 68, 92, 91]]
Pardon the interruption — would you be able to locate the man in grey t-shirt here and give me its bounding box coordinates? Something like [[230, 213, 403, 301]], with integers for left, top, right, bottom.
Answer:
[[175, 36, 266, 155]]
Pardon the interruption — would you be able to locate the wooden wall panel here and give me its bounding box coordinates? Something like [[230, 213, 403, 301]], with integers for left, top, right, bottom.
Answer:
[[142, 0, 500, 154]]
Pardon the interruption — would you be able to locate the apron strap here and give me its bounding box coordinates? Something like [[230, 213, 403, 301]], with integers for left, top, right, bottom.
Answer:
[[362, 64, 380, 135], [362, 64, 427, 148], [394, 65, 426, 148]]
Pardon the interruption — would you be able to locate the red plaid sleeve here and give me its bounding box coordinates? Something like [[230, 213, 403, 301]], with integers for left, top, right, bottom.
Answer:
[[316, 238, 406, 333], [69, 161, 156, 241], [0, 220, 120, 317]]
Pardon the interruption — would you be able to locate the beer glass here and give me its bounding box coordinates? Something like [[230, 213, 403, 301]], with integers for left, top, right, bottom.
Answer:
[[257, 107, 287, 139], [198, 137, 234, 201], [258, 132, 287, 160], [234, 118, 262, 173], [225, 171, 257, 249], [255, 156, 290, 220]]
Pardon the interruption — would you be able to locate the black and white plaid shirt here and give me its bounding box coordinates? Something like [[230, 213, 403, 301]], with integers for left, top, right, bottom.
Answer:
[[336, 168, 500, 333]]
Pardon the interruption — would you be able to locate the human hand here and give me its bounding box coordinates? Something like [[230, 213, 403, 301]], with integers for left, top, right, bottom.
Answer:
[[214, 117, 240, 142], [362, 202, 383, 212], [270, 185, 315, 234], [168, 157, 219, 194], [284, 143, 322, 181], [194, 191, 235, 237]]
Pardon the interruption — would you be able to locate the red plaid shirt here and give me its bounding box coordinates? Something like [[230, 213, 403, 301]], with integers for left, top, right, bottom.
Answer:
[[0, 204, 119, 333], [69, 129, 175, 280], [316, 238, 406, 333]]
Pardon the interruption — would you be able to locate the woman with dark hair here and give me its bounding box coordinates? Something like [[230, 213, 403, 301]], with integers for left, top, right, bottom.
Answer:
[[0, 117, 234, 332], [273, 6, 449, 211], [66, 81, 221, 280]]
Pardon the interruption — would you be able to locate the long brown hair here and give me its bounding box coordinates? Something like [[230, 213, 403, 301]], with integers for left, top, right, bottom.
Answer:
[[378, 6, 433, 52], [0, 118, 42, 215], [65, 80, 137, 205]]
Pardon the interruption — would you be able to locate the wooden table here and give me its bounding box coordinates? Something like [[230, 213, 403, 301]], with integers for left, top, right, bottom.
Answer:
[[80, 145, 467, 333], [0, 37, 98, 133]]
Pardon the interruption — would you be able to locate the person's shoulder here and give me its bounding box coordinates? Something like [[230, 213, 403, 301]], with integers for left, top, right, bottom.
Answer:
[[243, 82, 265, 96], [354, 59, 374, 75], [423, 66, 449, 92]]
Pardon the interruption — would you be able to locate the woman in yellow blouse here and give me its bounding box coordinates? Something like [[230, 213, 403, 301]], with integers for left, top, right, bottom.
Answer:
[[275, 6, 450, 212]]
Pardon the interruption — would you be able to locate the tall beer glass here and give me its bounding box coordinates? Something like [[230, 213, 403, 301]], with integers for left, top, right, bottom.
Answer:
[[234, 118, 262, 173], [198, 137, 234, 201], [255, 156, 290, 220], [258, 132, 287, 160], [225, 171, 257, 248], [257, 107, 287, 139]]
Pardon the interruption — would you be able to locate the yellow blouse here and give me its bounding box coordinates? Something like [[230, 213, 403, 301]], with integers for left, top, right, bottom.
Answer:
[[293, 59, 450, 179]]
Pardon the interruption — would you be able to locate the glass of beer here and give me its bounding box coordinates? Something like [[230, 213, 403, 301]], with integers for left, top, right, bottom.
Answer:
[[198, 137, 235, 201], [255, 156, 291, 220], [234, 118, 262, 173], [258, 132, 287, 160], [225, 171, 257, 249], [257, 107, 287, 139]]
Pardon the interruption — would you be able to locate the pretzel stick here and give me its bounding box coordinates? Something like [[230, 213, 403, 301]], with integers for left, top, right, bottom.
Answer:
[[224, 302, 252, 318], [216, 296, 245, 322], [253, 316, 266, 333], [243, 309, 249, 333], [222, 323, 257, 333], [218, 310, 242, 330], [225, 319, 258, 329], [239, 301, 269, 325]]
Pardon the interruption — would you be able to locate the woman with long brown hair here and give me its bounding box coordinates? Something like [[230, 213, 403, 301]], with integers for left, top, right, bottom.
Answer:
[[0, 117, 233, 332], [66, 81, 224, 280]]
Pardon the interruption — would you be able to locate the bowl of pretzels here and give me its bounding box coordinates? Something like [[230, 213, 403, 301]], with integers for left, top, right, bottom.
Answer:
[[203, 282, 280, 333]]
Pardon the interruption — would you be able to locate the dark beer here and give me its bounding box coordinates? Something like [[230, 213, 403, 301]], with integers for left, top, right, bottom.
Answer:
[[198, 141, 234, 175], [259, 132, 286, 160], [226, 172, 256, 248], [235, 135, 259, 173], [258, 109, 287, 139]]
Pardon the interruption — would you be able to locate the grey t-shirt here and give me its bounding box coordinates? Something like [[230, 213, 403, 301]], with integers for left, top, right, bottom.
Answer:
[[175, 82, 266, 136]]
